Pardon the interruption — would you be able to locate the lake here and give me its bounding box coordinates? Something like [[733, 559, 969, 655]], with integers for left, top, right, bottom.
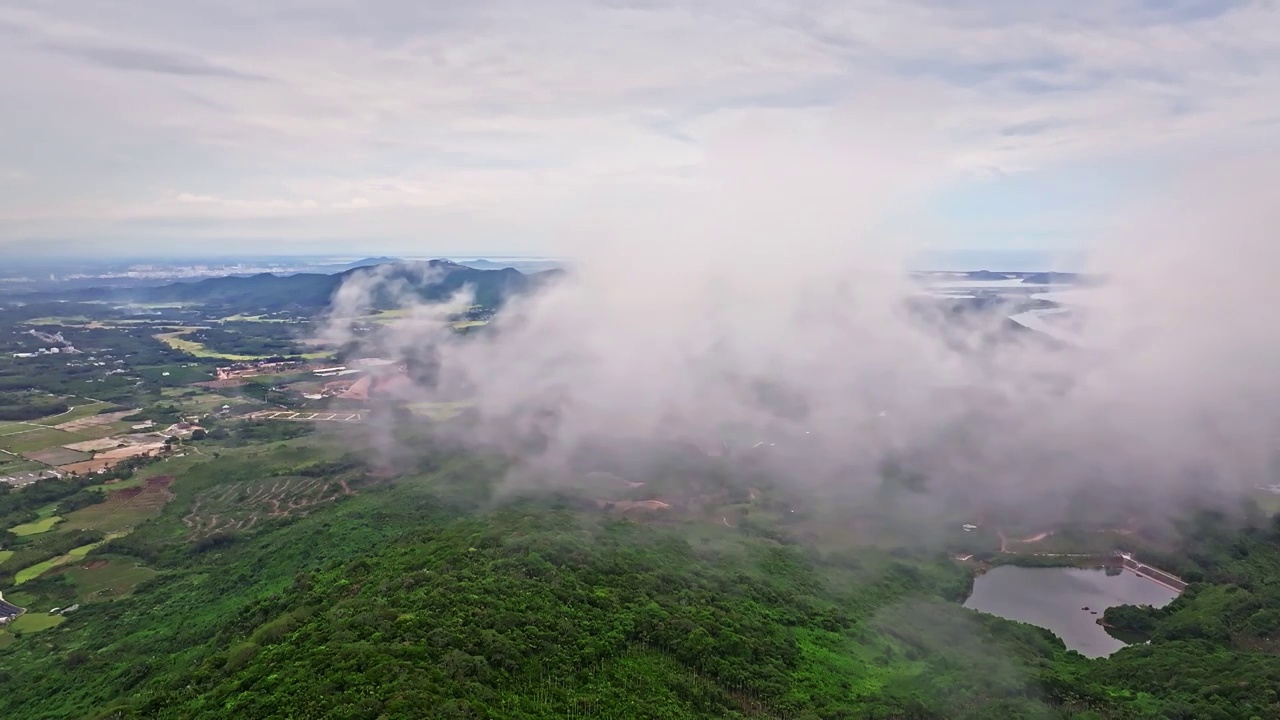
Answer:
[[964, 565, 1180, 658]]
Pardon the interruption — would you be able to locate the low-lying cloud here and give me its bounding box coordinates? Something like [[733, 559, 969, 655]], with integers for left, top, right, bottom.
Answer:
[[317, 115, 1280, 525]]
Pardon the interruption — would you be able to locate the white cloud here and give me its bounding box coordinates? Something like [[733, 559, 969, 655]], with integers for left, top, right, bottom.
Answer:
[[0, 0, 1276, 252]]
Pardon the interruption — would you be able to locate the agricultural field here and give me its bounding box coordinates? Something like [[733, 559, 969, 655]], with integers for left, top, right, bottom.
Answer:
[[155, 331, 257, 361], [59, 477, 175, 534], [156, 330, 331, 361], [9, 502, 63, 536], [183, 474, 352, 538], [159, 386, 235, 414], [0, 426, 84, 455], [33, 400, 115, 426], [135, 364, 215, 385], [52, 409, 136, 432], [0, 550, 13, 563], [10, 516, 63, 537], [0, 457, 43, 476], [22, 447, 90, 467]]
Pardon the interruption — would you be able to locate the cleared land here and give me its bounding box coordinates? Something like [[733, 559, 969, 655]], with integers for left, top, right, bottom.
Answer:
[[183, 475, 352, 538], [246, 410, 363, 423], [22, 447, 91, 466], [52, 410, 137, 432]]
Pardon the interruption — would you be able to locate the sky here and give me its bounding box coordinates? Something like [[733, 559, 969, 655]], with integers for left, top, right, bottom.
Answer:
[[1, 0, 1278, 259]]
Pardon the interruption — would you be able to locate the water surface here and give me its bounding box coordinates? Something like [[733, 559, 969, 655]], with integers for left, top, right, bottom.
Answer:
[[964, 565, 1179, 657]]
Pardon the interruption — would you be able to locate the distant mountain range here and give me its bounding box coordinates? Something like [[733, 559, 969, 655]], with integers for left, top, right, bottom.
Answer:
[[34, 259, 562, 311]]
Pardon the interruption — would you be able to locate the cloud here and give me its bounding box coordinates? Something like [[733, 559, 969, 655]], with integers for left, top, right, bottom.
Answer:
[[39, 41, 267, 81], [0, 0, 1277, 252], [318, 142, 1280, 528]]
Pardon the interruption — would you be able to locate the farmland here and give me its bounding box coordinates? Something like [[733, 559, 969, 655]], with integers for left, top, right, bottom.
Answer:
[[155, 331, 258, 360], [60, 477, 175, 534], [10, 516, 63, 536], [156, 330, 332, 361], [183, 474, 352, 538]]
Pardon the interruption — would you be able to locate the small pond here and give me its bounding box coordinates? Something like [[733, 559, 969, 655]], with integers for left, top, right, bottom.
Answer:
[[964, 565, 1180, 658]]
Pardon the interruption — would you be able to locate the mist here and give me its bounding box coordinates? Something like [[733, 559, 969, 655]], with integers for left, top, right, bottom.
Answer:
[[316, 109, 1280, 528]]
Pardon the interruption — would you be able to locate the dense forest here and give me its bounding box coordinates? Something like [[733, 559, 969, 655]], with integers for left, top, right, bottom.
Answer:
[[0, 435, 1278, 718]]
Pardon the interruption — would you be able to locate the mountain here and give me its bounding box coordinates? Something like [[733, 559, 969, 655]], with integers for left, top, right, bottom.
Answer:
[[1021, 272, 1080, 284], [45, 259, 555, 312], [456, 258, 566, 273]]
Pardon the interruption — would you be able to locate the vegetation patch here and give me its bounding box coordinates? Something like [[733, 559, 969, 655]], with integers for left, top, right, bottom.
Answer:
[[58, 557, 157, 602]]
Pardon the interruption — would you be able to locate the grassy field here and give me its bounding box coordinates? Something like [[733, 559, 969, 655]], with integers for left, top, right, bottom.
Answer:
[[218, 314, 295, 323], [8, 613, 65, 633], [0, 427, 84, 454], [61, 558, 158, 602], [82, 476, 145, 494], [0, 457, 43, 475], [156, 331, 331, 361], [160, 387, 236, 414], [406, 401, 473, 421], [20, 316, 95, 326], [33, 400, 114, 426], [1253, 491, 1280, 516], [136, 365, 216, 385], [0, 550, 13, 563], [156, 331, 260, 361], [15, 540, 105, 584], [10, 516, 64, 536]]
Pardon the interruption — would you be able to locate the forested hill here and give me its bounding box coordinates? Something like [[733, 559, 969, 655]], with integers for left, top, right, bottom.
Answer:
[[1, 429, 1279, 718], [29, 260, 560, 312]]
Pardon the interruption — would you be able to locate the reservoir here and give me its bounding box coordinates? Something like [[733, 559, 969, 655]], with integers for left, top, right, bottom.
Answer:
[[964, 565, 1180, 658]]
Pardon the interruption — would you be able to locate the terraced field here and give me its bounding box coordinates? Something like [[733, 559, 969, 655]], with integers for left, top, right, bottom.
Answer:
[[183, 475, 352, 538]]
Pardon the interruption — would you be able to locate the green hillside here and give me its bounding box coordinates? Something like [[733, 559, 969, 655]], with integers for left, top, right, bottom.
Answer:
[[0, 436, 1277, 719]]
